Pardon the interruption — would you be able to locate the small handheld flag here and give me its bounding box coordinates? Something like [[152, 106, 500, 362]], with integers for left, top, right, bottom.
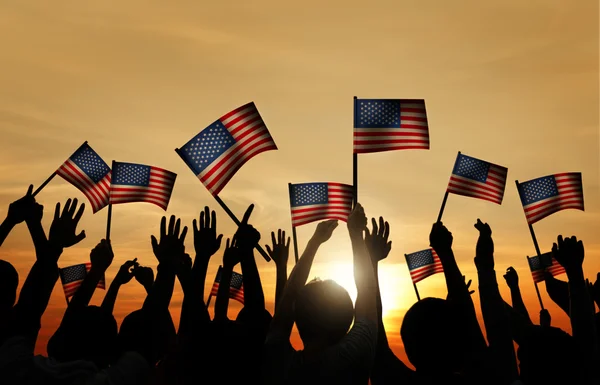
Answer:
[[517, 172, 584, 225], [209, 265, 244, 305], [176, 102, 277, 196], [289, 182, 354, 227], [59, 262, 105, 300], [528, 252, 566, 283], [405, 248, 444, 284], [109, 161, 176, 211]]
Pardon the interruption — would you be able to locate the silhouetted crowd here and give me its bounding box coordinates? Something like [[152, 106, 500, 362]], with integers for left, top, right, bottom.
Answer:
[[0, 186, 599, 385]]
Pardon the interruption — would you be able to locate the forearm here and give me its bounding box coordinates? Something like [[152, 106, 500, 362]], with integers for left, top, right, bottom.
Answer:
[[143, 264, 176, 312], [240, 250, 265, 311], [25, 220, 48, 260], [274, 265, 288, 312], [179, 259, 210, 334], [101, 281, 122, 314], [0, 217, 16, 247], [545, 276, 571, 316], [214, 265, 234, 321], [509, 286, 532, 324], [69, 268, 105, 309], [351, 234, 377, 322]]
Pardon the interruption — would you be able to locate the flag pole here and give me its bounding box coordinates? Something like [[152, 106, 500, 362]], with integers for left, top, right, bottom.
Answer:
[[105, 204, 113, 241], [288, 183, 300, 264], [352, 96, 358, 208], [527, 256, 544, 310], [213, 194, 272, 262], [405, 254, 421, 301], [205, 293, 213, 308], [32, 173, 57, 197], [437, 151, 461, 222]]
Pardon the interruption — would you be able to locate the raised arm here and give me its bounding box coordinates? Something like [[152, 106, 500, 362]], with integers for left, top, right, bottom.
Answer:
[[474, 219, 518, 384], [69, 239, 113, 309], [266, 229, 290, 312], [503, 267, 532, 324], [214, 238, 240, 322], [268, 219, 338, 339], [544, 272, 571, 316], [0, 185, 35, 247], [236, 205, 265, 314], [101, 259, 138, 314]]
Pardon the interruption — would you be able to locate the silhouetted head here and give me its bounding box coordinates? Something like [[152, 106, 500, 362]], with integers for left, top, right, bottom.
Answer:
[[236, 307, 272, 336], [48, 306, 117, 369], [0, 260, 18, 310], [517, 325, 577, 385], [118, 308, 176, 364], [294, 279, 354, 346], [401, 297, 467, 374]]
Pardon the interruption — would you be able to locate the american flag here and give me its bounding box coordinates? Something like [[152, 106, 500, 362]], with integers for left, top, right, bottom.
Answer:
[[353, 98, 429, 154], [289, 182, 353, 227], [59, 262, 105, 299], [56, 142, 111, 213], [528, 252, 566, 283], [109, 162, 176, 211], [210, 265, 244, 304], [517, 173, 584, 225], [405, 249, 444, 284], [446, 153, 508, 205], [177, 102, 277, 196]]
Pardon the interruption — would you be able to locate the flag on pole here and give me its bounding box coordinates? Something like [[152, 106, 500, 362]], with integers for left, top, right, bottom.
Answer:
[[176, 102, 277, 196], [517, 172, 584, 225], [289, 182, 353, 226], [109, 162, 176, 210], [446, 153, 508, 205], [56, 142, 111, 213], [59, 262, 105, 299], [528, 252, 566, 283], [353, 98, 429, 153], [210, 266, 244, 304], [406, 248, 444, 283]]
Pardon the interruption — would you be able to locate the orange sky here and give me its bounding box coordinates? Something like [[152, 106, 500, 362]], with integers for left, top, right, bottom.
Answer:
[[0, 0, 598, 363]]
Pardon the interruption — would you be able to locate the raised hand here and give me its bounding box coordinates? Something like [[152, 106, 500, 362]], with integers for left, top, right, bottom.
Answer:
[[193, 206, 223, 261], [114, 259, 139, 285], [235, 204, 261, 251], [429, 221, 453, 253], [312, 219, 338, 244], [365, 216, 391, 263], [134, 266, 155, 290], [266, 229, 290, 268], [464, 275, 475, 295], [503, 267, 519, 289], [6, 185, 37, 225], [90, 239, 114, 273], [347, 203, 367, 236], [552, 235, 584, 274], [223, 238, 241, 268], [49, 198, 86, 249], [174, 252, 193, 288], [474, 219, 494, 271], [150, 215, 188, 266]]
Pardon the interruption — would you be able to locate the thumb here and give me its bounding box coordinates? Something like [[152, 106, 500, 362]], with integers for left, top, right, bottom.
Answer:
[[151, 235, 158, 251], [74, 230, 86, 244]]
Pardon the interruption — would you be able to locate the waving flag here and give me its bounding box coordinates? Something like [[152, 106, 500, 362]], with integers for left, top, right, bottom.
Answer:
[[177, 102, 277, 196], [446, 153, 508, 205], [59, 262, 105, 299], [289, 182, 353, 227], [353, 98, 429, 153], [405, 248, 444, 284], [210, 266, 244, 304], [517, 173, 583, 225], [109, 162, 176, 210], [528, 252, 566, 283], [56, 142, 111, 213]]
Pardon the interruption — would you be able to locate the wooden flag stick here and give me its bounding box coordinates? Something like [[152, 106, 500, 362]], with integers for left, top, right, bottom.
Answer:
[[352, 96, 358, 208], [436, 191, 449, 223], [105, 204, 113, 241], [32, 172, 57, 197], [405, 254, 421, 301], [213, 195, 271, 262], [288, 183, 300, 264], [205, 293, 213, 308]]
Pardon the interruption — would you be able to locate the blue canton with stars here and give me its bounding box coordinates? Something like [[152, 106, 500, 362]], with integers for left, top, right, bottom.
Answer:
[[70, 144, 110, 183], [452, 154, 490, 182], [112, 162, 151, 186], [406, 249, 435, 270], [215, 268, 243, 289], [528, 252, 553, 271], [290, 183, 328, 207], [60, 264, 87, 284], [518, 176, 558, 205], [179, 121, 235, 175], [354, 99, 401, 128]]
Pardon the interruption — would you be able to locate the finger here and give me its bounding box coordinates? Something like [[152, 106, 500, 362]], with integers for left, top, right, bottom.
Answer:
[[371, 218, 378, 235], [199, 210, 205, 231], [151, 235, 158, 251], [168, 215, 176, 236], [286, 236, 290, 249], [26, 184, 33, 197], [378, 217, 384, 236], [62, 199, 72, 218], [180, 226, 188, 242], [174, 218, 181, 237], [54, 202, 61, 222], [204, 206, 210, 229], [278, 229, 282, 244], [68, 198, 79, 218], [226, 238, 230, 249], [73, 202, 85, 224], [241, 204, 254, 225], [231, 235, 237, 248], [216, 234, 223, 249], [266, 245, 272, 256], [160, 216, 166, 242], [383, 221, 390, 241], [557, 235, 564, 246], [73, 231, 86, 244], [271, 231, 276, 247], [193, 219, 198, 235], [211, 210, 217, 231]]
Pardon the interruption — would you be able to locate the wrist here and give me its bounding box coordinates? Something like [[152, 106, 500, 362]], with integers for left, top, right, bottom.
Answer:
[[566, 267, 584, 282]]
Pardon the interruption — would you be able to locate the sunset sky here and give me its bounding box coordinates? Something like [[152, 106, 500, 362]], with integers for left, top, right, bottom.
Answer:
[[0, 0, 598, 363]]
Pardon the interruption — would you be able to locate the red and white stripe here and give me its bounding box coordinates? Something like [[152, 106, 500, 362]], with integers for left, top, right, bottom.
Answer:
[[198, 102, 277, 196], [523, 173, 584, 225], [110, 166, 176, 210], [354, 100, 429, 154], [291, 183, 353, 227], [57, 160, 111, 213], [447, 163, 507, 205], [61, 262, 105, 298], [409, 249, 444, 284], [531, 257, 566, 283], [210, 283, 245, 304]]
